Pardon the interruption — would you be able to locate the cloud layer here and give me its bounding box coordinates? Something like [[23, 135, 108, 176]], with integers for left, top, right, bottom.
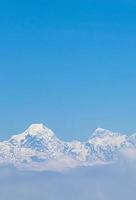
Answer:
[[1, 159, 136, 200]]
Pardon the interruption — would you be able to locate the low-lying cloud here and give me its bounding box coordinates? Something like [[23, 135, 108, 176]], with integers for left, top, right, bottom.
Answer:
[[1, 155, 136, 200]]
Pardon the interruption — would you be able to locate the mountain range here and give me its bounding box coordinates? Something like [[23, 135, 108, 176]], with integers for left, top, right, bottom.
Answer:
[[0, 123, 136, 171]]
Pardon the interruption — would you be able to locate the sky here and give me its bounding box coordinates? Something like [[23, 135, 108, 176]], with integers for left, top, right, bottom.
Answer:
[[0, 0, 136, 141]]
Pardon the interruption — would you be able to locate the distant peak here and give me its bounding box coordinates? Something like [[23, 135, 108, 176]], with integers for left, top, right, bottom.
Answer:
[[95, 127, 112, 133], [91, 127, 114, 138], [95, 128, 108, 132], [9, 123, 56, 144], [27, 123, 56, 138], [28, 123, 45, 132]]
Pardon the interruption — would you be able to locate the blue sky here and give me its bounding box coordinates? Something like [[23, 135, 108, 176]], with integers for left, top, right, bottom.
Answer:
[[0, 0, 136, 140]]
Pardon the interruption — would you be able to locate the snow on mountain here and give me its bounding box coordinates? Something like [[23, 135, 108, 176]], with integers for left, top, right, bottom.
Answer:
[[0, 124, 135, 171], [89, 128, 128, 148], [86, 128, 129, 163], [9, 124, 56, 147]]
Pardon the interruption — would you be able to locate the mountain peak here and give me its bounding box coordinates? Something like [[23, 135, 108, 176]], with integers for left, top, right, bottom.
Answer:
[[26, 123, 55, 138], [27, 123, 45, 132], [9, 123, 56, 146], [95, 128, 108, 133], [91, 127, 115, 138]]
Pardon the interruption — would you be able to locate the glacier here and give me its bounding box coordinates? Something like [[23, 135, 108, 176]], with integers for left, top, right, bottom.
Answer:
[[0, 123, 136, 171]]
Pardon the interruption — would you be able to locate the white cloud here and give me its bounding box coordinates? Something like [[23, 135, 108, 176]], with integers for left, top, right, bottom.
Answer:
[[1, 160, 136, 200]]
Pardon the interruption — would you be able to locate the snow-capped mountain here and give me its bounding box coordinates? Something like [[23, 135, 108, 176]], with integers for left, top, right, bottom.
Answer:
[[0, 124, 135, 171]]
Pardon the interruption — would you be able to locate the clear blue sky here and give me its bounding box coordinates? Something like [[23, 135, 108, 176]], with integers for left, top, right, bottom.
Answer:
[[0, 0, 136, 141]]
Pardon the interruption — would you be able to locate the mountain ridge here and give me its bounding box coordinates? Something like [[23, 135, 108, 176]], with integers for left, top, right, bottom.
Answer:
[[0, 123, 135, 171]]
